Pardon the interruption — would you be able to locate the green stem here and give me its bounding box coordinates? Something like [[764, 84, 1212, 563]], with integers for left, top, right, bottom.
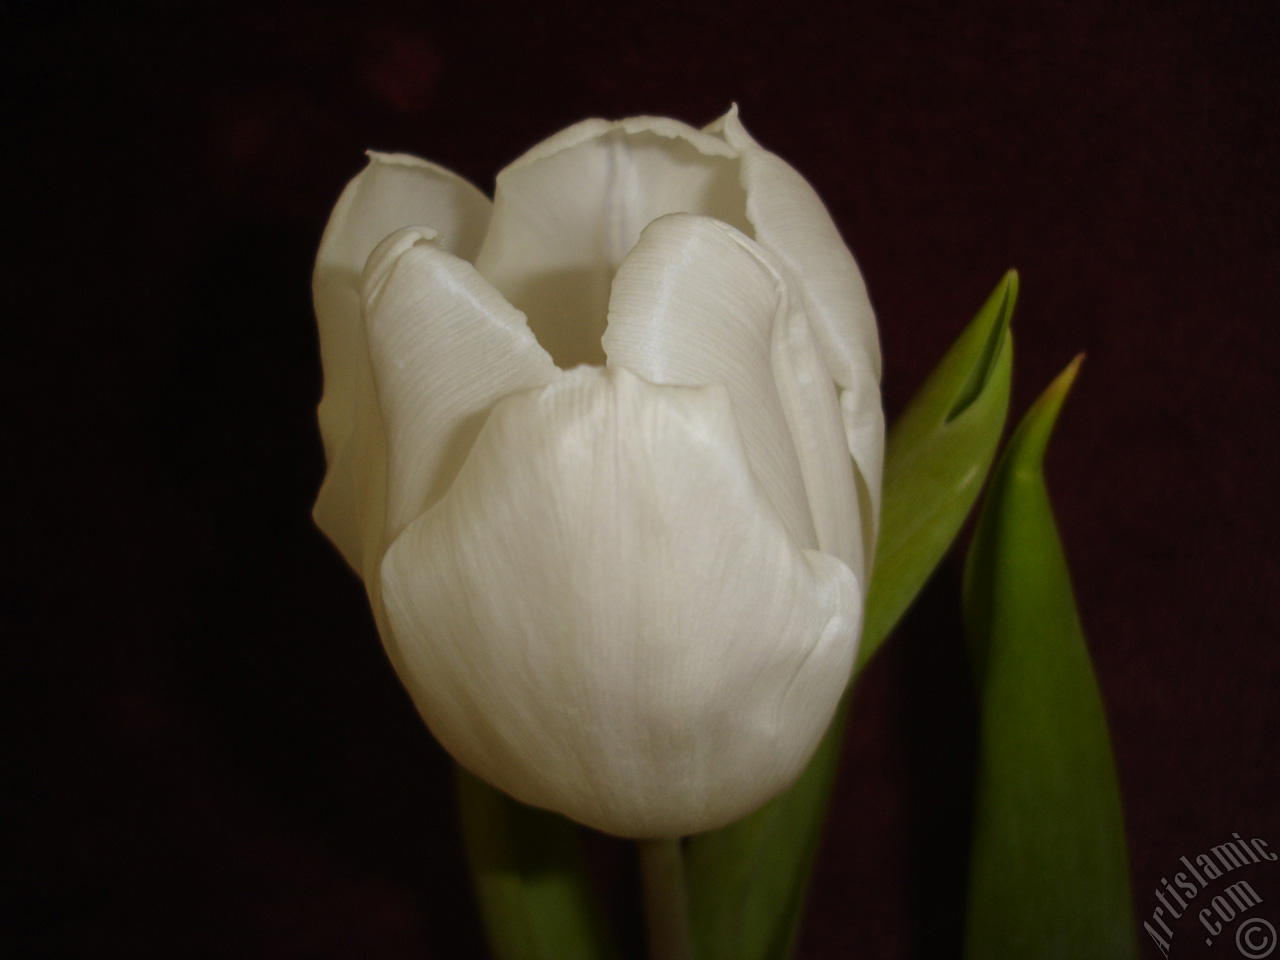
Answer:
[[638, 837, 694, 960]]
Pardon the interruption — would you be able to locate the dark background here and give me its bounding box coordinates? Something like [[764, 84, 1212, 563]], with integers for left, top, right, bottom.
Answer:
[[8, 1, 1278, 957]]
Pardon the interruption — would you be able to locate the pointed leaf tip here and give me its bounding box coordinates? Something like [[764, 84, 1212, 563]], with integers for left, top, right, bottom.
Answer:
[[1008, 352, 1084, 477], [946, 270, 1018, 424], [860, 270, 1015, 659], [961, 352, 1137, 960]]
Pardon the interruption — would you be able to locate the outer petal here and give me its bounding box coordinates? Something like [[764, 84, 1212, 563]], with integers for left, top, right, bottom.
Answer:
[[604, 214, 862, 574], [706, 106, 885, 552], [473, 118, 752, 369], [313, 152, 491, 572], [362, 228, 559, 541], [381, 367, 861, 838]]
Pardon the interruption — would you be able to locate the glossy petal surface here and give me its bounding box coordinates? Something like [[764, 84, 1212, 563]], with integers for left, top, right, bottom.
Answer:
[[475, 118, 751, 369], [362, 227, 557, 540], [605, 213, 861, 573], [381, 367, 861, 838], [313, 153, 491, 572], [707, 107, 884, 550]]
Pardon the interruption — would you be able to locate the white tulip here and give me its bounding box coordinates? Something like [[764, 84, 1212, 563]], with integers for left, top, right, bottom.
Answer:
[[311, 107, 884, 838]]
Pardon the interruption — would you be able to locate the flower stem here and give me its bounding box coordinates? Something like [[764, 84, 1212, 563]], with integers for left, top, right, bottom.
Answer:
[[638, 837, 694, 960]]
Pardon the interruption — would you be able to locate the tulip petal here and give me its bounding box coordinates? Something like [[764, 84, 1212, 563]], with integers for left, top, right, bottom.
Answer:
[[313, 152, 491, 572], [381, 366, 861, 838], [315, 152, 492, 460], [474, 118, 752, 370], [706, 107, 884, 549], [362, 228, 559, 540], [604, 214, 862, 575], [772, 280, 867, 575], [686, 275, 1017, 960]]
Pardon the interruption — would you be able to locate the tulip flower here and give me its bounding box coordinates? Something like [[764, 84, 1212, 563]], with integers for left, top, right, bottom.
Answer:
[[311, 107, 884, 838]]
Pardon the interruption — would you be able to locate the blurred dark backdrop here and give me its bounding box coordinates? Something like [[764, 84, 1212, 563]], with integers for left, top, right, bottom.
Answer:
[[7, 1, 1278, 957]]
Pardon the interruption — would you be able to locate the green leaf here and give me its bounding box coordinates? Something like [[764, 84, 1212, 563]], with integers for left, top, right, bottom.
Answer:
[[962, 357, 1138, 960], [860, 269, 1016, 666], [686, 273, 1017, 960], [456, 769, 621, 960]]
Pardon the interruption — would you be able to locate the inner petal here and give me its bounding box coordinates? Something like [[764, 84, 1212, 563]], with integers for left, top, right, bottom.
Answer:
[[604, 214, 822, 552], [475, 125, 751, 369]]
